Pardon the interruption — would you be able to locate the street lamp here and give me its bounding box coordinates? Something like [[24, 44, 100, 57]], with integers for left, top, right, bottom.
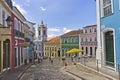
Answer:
[[6, 16, 13, 27], [5, 16, 12, 69]]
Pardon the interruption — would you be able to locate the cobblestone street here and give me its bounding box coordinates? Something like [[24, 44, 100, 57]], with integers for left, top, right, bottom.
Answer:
[[20, 59, 75, 80]]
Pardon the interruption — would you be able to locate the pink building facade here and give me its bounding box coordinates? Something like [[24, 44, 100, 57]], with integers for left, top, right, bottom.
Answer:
[[80, 25, 97, 57]]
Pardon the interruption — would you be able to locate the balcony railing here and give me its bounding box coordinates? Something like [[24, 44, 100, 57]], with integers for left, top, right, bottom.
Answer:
[[0, 25, 11, 36], [81, 41, 97, 45], [14, 29, 24, 38], [24, 37, 30, 42]]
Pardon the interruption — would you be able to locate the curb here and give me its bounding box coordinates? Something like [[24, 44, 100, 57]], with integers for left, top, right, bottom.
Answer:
[[77, 63, 117, 80], [59, 67, 82, 80], [65, 70, 86, 80]]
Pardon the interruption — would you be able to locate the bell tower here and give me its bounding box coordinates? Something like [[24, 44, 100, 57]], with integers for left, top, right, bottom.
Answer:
[[38, 21, 47, 41]]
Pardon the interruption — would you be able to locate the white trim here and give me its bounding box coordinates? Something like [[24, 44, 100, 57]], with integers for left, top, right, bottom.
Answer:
[[101, 0, 113, 17], [101, 28, 116, 71], [111, 0, 114, 13], [119, 0, 120, 10], [15, 47, 18, 67], [100, 0, 103, 17]]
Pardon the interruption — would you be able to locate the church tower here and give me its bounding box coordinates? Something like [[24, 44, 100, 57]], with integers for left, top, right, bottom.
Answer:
[[37, 21, 47, 57], [38, 21, 47, 42]]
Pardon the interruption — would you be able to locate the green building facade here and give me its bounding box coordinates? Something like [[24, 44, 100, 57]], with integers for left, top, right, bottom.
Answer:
[[60, 30, 83, 57]]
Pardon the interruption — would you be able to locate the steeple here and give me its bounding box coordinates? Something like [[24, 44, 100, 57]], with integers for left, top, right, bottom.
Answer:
[[41, 20, 43, 25], [38, 21, 47, 42]]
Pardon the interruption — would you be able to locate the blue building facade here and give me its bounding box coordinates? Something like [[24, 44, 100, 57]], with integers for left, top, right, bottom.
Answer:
[[96, 0, 120, 72], [29, 45, 34, 62]]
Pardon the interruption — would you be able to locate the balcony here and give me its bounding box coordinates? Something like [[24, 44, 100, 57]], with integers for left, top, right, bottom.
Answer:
[[25, 37, 30, 42], [0, 25, 11, 39], [81, 41, 97, 45], [14, 29, 24, 38]]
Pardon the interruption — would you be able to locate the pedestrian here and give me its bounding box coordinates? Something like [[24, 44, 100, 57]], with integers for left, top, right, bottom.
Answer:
[[50, 56, 54, 64], [64, 62, 67, 69], [71, 56, 74, 62], [78, 57, 80, 62], [49, 56, 51, 61], [38, 55, 40, 63], [40, 56, 43, 62], [62, 56, 66, 64]]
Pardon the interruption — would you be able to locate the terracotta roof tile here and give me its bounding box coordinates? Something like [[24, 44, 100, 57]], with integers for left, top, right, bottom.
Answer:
[[62, 29, 83, 36], [45, 36, 60, 43], [83, 25, 97, 28]]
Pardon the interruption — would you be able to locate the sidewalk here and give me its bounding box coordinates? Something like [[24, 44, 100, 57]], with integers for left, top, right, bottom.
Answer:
[[64, 57, 119, 80], [0, 63, 32, 80], [79, 57, 119, 80]]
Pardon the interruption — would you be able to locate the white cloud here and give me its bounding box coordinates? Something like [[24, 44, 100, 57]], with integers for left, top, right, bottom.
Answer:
[[40, 7, 46, 11], [13, 1, 27, 15], [47, 27, 72, 38], [63, 27, 71, 33], [48, 28, 60, 32], [48, 34, 56, 39]]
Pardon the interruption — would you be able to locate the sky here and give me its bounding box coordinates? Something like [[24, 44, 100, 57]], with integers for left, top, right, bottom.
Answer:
[[12, 0, 96, 38]]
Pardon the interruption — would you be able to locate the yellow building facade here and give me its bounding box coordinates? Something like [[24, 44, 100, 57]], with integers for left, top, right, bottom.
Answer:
[[0, 0, 12, 72], [44, 37, 60, 58]]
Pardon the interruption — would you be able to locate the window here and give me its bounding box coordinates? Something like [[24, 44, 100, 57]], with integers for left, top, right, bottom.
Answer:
[[0, 6, 2, 24], [85, 29, 87, 33], [81, 38, 83, 42], [90, 38, 92, 42], [119, 0, 120, 10], [102, 0, 113, 17], [94, 37, 97, 41], [18, 21, 20, 31], [43, 30, 46, 35], [2, 10, 5, 26], [39, 31, 41, 35], [14, 18, 16, 29], [86, 38, 88, 42], [90, 29, 91, 33], [94, 28, 96, 32]]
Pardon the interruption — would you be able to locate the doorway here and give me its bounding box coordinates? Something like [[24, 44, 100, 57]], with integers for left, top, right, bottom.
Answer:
[[0, 41, 1, 71], [86, 47, 88, 55], [104, 31, 114, 67], [90, 47, 92, 56], [3, 39, 10, 69]]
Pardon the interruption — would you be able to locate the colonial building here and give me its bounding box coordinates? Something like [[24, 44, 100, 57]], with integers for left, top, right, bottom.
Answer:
[[34, 38, 41, 58], [25, 21, 35, 62], [23, 22, 30, 64], [96, 0, 120, 72], [44, 36, 60, 58], [12, 6, 26, 67], [0, 0, 13, 72], [38, 21, 47, 57], [61, 30, 83, 57], [80, 25, 97, 57]]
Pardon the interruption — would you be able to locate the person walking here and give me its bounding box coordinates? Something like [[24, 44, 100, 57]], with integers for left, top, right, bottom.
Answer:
[[38, 55, 40, 63], [50, 55, 54, 64], [62, 56, 66, 64]]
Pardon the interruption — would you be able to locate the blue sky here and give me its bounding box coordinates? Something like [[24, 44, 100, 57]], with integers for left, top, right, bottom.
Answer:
[[12, 0, 96, 38]]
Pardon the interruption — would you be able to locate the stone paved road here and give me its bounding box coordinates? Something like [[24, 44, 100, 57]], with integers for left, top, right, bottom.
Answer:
[[20, 59, 75, 80]]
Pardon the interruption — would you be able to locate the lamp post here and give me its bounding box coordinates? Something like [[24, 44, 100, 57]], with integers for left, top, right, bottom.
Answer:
[[5, 16, 12, 69], [6, 16, 13, 27], [0, 16, 13, 80]]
